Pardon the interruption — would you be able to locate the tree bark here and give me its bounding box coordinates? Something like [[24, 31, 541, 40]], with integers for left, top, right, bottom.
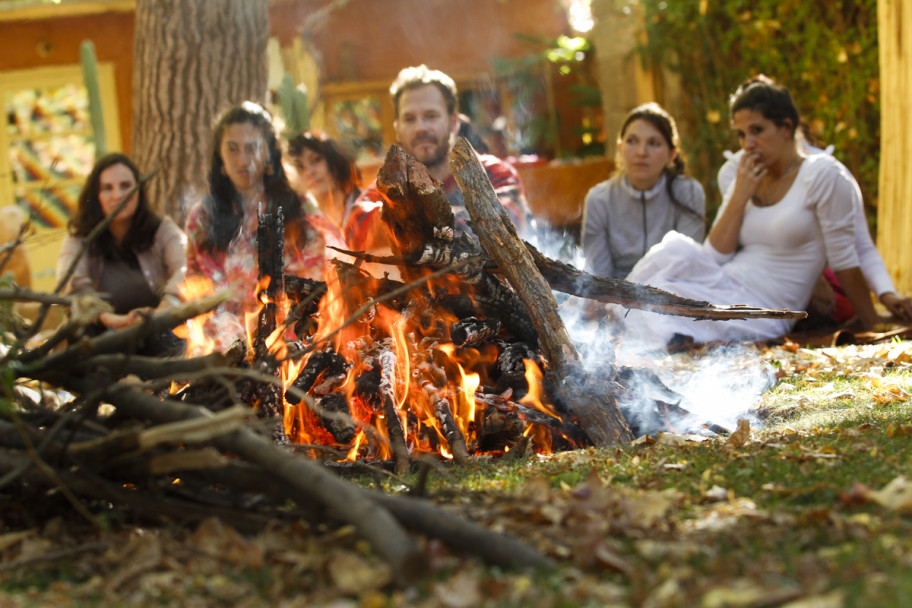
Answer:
[[878, 0, 912, 295], [131, 0, 269, 222]]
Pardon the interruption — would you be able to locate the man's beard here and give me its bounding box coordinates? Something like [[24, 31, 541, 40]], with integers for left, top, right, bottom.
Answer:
[[408, 135, 449, 169]]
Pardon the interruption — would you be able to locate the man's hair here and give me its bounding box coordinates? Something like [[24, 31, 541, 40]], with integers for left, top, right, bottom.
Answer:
[[390, 65, 458, 117]]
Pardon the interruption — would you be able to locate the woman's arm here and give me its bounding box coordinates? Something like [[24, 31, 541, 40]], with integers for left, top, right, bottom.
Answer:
[[581, 183, 616, 278], [707, 152, 765, 254], [833, 267, 880, 329], [156, 216, 188, 309], [55, 235, 93, 295]]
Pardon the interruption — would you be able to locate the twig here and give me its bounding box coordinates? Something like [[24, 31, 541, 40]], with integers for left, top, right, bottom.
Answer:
[[0, 542, 110, 573], [4, 410, 102, 530]]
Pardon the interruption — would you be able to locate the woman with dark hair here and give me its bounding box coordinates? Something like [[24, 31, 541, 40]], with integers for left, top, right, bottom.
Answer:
[[287, 129, 361, 234], [582, 102, 705, 280], [615, 75, 886, 345], [56, 152, 186, 343], [184, 102, 325, 329]]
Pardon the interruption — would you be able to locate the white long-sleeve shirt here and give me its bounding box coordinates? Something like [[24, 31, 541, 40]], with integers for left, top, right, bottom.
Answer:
[[717, 147, 894, 297]]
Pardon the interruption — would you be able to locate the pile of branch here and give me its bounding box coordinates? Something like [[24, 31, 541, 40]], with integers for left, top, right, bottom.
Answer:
[[0, 293, 554, 583]]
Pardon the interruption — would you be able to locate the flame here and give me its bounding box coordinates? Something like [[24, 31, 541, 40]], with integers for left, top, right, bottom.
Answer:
[[176, 245, 575, 463], [520, 359, 561, 421], [519, 359, 561, 454], [174, 275, 217, 358]]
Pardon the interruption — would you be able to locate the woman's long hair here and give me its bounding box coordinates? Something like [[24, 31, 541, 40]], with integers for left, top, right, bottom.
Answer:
[[287, 129, 362, 198], [69, 152, 161, 258], [615, 102, 700, 220], [203, 101, 301, 252]]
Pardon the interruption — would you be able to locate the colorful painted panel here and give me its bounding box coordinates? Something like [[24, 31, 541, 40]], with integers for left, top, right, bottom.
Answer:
[[5, 84, 95, 228]]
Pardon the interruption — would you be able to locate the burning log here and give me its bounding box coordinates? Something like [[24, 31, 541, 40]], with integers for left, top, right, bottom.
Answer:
[[315, 393, 358, 444], [284, 346, 350, 403], [254, 204, 287, 443], [414, 362, 469, 463], [450, 316, 501, 347], [450, 137, 634, 446], [255, 204, 284, 362], [283, 275, 325, 338], [378, 345, 411, 474], [284, 346, 356, 444]]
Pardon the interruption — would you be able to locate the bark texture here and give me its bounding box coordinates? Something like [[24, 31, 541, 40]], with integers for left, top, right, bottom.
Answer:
[[131, 0, 269, 222]]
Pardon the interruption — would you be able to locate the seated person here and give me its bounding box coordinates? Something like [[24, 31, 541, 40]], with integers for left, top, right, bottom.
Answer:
[[614, 75, 888, 346], [582, 102, 705, 279], [56, 153, 186, 355], [719, 136, 912, 327], [286, 130, 358, 252], [184, 102, 326, 348], [352, 65, 534, 243]]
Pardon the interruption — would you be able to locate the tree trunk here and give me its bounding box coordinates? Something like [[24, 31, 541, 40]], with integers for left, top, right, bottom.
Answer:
[[131, 0, 269, 222], [878, 0, 912, 295]]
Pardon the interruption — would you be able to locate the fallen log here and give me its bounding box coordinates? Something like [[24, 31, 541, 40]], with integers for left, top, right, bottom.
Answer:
[[451, 137, 633, 446]]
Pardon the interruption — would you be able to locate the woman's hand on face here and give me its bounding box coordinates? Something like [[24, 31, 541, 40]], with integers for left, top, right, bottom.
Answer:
[[880, 292, 912, 324], [732, 151, 767, 202]]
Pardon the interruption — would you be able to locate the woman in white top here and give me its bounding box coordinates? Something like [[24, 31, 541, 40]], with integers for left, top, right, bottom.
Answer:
[[582, 102, 705, 279], [619, 75, 887, 345], [718, 141, 912, 325]]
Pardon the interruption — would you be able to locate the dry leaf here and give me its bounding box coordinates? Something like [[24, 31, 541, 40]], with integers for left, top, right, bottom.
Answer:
[[725, 419, 751, 448], [866, 476, 912, 512], [327, 551, 392, 594], [432, 569, 483, 608]]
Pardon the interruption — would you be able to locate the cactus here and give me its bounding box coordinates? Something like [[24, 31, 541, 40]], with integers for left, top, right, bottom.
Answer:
[[276, 73, 310, 139], [80, 40, 106, 158]]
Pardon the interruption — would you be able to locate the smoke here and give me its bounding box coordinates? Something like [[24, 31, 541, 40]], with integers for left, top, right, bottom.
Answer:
[[534, 230, 777, 438]]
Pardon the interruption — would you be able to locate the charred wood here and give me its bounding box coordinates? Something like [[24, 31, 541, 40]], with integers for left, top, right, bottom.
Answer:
[[378, 347, 411, 474], [376, 145, 456, 261], [316, 393, 357, 444], [450, 317, 500, 347], [284, 346, 350, 404], [451, 137, 633, 446]]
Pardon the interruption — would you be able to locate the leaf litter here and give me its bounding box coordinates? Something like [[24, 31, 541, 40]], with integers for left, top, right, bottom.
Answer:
[[2, 339, 912, 606]]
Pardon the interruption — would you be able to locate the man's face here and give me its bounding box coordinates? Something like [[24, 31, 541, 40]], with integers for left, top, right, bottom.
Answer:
[[394, 84, 458, 171]]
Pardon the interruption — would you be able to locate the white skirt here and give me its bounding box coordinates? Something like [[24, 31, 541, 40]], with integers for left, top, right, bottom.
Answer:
[[619, 232, 793, 345]]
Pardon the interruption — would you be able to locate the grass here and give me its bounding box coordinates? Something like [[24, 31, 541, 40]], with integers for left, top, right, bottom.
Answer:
[[2, 340, 912, 607]]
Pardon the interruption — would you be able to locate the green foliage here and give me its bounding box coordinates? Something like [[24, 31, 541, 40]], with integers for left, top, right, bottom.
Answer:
[[276, 74, 310, 140], [493, 34, 604, 157], [80, 40, 106, 159], [634, 0, 879, 225]]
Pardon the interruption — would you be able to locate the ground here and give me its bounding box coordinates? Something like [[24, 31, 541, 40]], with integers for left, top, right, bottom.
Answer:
[[1, 338, 911, 607]]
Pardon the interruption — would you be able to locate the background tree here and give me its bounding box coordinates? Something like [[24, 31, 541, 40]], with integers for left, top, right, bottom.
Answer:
[[130, 0, 269, 221], [877, 0, 912, 295], [633, 0, 879, 228]]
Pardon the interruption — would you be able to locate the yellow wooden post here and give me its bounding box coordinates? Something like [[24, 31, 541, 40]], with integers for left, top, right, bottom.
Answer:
[[878, 0, 912, 294]]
